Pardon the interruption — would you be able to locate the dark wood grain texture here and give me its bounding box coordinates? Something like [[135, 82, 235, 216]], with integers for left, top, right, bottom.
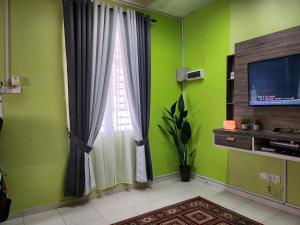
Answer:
[[214, 128, 300, 142], [234, 26, 300, 130], [214, 133, 252, 150]]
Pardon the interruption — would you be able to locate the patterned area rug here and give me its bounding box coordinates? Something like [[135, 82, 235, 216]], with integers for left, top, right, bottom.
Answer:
[[112, 196, 262, 225]]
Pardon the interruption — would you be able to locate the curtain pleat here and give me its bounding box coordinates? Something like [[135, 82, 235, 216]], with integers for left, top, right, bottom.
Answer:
[[63, 0, 152, 195], [136, 12, 153, 181], [63, 0, 118, 196], [119, 9, 147, 182], [87, 5, 118, 145], [85, 4, 118, 194], [63, 0, 93, 197], [119, 9, 153, 182]]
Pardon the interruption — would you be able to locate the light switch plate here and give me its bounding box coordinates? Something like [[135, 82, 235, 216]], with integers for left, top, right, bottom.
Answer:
[[0, 86, 21, 94]]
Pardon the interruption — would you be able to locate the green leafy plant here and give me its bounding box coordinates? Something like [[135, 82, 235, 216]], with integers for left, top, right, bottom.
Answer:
[[158, 94, 196, 166], [241, 118, 250, 125]]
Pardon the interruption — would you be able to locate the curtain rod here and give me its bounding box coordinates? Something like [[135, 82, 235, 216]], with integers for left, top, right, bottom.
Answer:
[[116, 9, 158, 23], [90, 3, 158, 23], [109, 7, 158, 23]]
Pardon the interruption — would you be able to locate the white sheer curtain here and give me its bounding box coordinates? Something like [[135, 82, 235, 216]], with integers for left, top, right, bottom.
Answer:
[[93, 20, 136, 190], [84, 3, 118, 195], [119, 8, 148, 182]]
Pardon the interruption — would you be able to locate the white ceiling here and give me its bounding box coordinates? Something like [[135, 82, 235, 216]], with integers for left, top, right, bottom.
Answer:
[[118, 0, 215, 18]]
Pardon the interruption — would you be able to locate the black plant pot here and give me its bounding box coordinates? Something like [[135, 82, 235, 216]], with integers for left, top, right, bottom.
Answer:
[[179, 165, 191, 182]]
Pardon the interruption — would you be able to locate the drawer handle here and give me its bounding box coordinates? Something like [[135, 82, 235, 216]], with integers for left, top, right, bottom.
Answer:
[[226, 137, 235, 141]]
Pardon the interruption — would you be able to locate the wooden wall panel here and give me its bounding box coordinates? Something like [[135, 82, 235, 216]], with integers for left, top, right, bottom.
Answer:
[[234, 26, 300, 130]]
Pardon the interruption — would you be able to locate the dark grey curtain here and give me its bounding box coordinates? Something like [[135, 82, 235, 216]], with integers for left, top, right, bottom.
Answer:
[[62, 0, 93, 197], [136, 12, 153, 181]]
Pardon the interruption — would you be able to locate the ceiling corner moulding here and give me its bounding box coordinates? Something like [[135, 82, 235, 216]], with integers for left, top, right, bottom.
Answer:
[[115, 0, 216, 18], [120, 0, 156, 7], [114, 0, 183, 20]]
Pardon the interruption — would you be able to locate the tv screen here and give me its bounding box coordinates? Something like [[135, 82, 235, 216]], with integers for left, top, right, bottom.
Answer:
[[248, 54, 300, 106]]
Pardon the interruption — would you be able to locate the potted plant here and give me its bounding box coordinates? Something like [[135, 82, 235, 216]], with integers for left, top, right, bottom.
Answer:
[[158, 94, 196, 182], [253, 119, 261, 131], [241, 118, 250, 130]]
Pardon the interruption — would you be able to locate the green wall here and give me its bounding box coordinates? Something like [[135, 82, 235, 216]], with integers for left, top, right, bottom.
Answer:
[[0, 0, 68, 211], [230, 0, 300, 52], [0, 0, 181, 211], [148, 14, 182, 176], [184, 0, 300, 206], [184, 0, 230, 183]]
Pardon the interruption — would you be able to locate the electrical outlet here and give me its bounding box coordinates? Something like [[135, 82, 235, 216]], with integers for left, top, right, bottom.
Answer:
[[273, 175, 281, 184], [259, 172, 280, 184], [260, 172, 267, 181]]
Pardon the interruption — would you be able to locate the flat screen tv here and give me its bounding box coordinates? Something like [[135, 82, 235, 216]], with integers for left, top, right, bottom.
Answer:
[[248, 54, 300, 106]]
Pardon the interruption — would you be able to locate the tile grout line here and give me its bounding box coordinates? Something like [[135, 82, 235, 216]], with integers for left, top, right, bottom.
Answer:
[[57, 207, 68, 225], [261, 210, 284, 224], [231, 199, 255, 211], [111, 194, 141, 214], [88, 201, 111, 224], [211, 195, 253, 210], [232, 200, 282, 223]]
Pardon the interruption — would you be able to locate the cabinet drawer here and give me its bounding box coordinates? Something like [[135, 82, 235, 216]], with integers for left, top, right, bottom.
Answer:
[[214, 133, 252, 150]]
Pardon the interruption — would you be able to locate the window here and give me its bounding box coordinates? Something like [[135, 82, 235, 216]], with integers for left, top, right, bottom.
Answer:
[[101, 22, 132, 132]]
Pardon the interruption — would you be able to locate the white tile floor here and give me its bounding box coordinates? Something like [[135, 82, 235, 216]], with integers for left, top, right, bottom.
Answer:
[[3, 178, 300, 225]]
